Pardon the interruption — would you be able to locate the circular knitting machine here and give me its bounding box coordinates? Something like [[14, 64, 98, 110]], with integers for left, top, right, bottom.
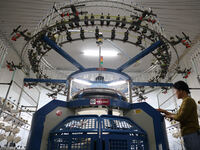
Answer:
[[11, 0, 192, 150]]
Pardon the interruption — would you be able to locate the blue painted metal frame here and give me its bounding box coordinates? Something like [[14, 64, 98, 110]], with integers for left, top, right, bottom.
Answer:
[[131, 102, 169, 150], [132, 82, 173, 87], [24, 78, 67, 84], [26, 100, 68, 150], [67, 67, 132, 80], [42, 36, 85, 71], [23, 78, 173, 88], [117, 40, 164, 72]]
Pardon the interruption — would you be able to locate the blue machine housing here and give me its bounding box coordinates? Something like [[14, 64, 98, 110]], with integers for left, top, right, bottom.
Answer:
[[26, 100, 169, 150]]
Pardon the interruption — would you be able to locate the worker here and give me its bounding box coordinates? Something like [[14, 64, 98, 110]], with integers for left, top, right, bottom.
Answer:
[[158, 81, 200, 150], [198, 101, 200, 117]]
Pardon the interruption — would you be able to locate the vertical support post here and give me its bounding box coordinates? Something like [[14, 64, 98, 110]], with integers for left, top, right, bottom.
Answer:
[[36, 92, 40, 110], [67, 78, 72, 101], [128, 80, 132, 103], [99, 45, 102, 69], [35, 87, 41, 111], [65, 79, 68, 101], [16, 83, 24, 109], [157, 90, 162, 108]]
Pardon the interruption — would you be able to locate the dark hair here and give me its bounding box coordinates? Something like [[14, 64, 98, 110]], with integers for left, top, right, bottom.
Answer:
[[173, 81, 190, 94]]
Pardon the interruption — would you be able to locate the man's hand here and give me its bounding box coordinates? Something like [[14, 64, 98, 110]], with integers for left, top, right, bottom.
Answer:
[[157, 109, 177, 120], [165, 114, 175, 119], [157, 108, 171, 115]]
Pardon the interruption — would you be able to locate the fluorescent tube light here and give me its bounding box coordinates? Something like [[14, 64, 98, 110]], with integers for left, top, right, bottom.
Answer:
[[73, 79, 92, 85], [83, 50, 118, 57], [107, 80, 126, 86]]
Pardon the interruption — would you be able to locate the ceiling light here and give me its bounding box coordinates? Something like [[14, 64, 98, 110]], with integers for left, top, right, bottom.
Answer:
[[73, 79, 92, 85], [107, 80, 126, 86], [83, 50, 118, 57]]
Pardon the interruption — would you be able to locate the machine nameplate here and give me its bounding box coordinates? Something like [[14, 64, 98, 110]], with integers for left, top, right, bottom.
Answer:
[[90, 98, 110, 106]]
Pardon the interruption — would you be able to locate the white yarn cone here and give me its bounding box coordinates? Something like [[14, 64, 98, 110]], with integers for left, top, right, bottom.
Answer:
[[4, 115, 13, 122], [6, 135, 14, 142], [10, 109, 20, 113], [5, 101, 11, 110], [0, 122, 4, 129], [14, 136, 21, 143], [13, 127, 20, 134], [0, 134, 6, 141], [5, 126, 13, 132], [0, 97, 5, 106]]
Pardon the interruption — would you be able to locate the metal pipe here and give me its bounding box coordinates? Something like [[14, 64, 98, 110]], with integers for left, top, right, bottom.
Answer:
[[0, 83, 10, 85], [128, 80, 132, 103], [156, 90, 162, 108], [99, 45, 101, 69], [42, 36, 85, 71], [21, 106, 37, 108], [132, 82, 173, 87], [117, 40, 163, 72], [16, 83, 24, 110], [67, 78, 72, 101], [36, 90, 40, 110]]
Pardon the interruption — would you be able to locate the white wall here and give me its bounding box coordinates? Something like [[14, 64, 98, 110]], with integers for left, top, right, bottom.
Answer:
[[37, 88, 66, 109]]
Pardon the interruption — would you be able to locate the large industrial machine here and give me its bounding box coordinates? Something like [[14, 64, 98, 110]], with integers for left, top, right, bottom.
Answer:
[[8, 1, 193, 149], [26, 70, 169, 150]]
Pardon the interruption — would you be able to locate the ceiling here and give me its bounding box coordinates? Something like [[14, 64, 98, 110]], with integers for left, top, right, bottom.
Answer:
[[0, 0, 200, 79]]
